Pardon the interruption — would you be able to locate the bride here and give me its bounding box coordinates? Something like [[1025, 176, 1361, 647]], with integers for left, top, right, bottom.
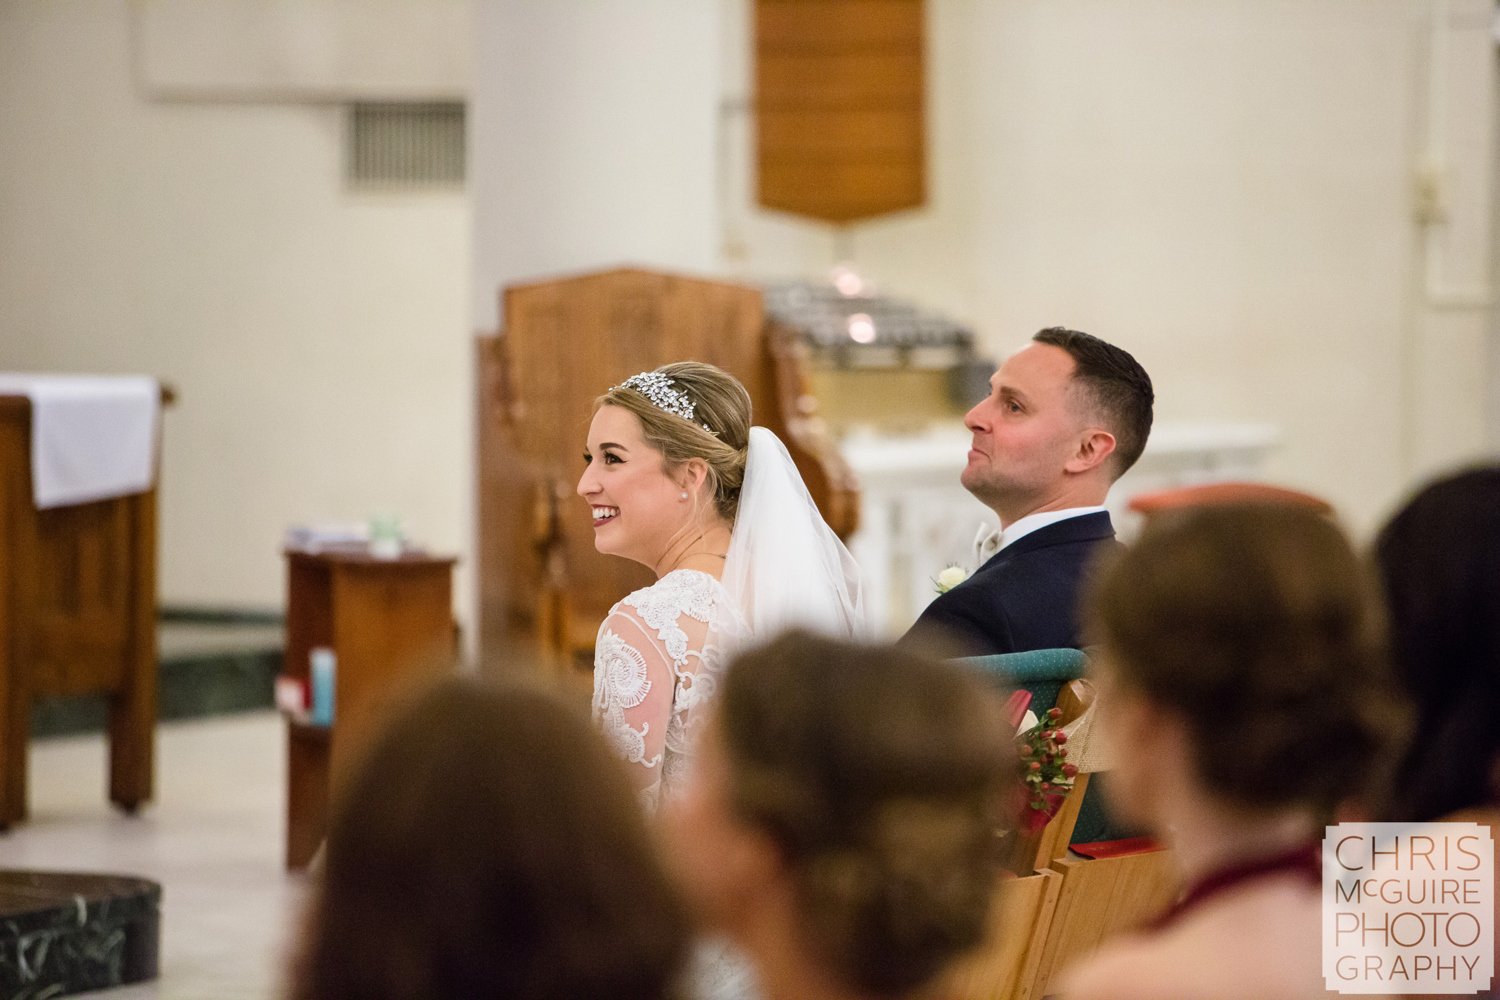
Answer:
[[577, 362, 866, 812]]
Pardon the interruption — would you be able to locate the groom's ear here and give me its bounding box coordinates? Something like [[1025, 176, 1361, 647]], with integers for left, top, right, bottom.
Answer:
[[1064, 428, 1117, 475]]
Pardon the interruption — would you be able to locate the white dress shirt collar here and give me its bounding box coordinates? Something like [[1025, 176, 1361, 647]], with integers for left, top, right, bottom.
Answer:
[[1000, 506, 1109, 551], [973, 506, 1109, 566]]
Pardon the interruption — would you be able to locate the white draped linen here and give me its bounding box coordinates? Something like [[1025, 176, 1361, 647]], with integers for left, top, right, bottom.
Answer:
[[0, 374, 160, 509]]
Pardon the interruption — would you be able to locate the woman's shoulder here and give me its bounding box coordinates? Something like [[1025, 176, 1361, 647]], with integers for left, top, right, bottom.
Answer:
[[1069, 880, 1329, 1000], [600, 571, 731, 663], [1057, 937, 1173, 1000], [616, 570, 725, 621], [1062, 927, 1327, 1000]]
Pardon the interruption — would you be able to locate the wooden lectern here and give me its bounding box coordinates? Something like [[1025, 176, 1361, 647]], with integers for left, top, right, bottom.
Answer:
[[282, 548, 458, 869], [476, 267, 857, 676], [0, 393, 166, 830]]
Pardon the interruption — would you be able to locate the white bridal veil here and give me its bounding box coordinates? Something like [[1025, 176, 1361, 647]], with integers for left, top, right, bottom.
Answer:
[[717, 427, 869, 645]]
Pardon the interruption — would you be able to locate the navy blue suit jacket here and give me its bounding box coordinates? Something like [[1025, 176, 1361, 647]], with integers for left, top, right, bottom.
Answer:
[[897, 511, 1119, 657]]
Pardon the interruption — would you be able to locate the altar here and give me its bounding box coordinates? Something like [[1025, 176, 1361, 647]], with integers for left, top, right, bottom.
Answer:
[[0, 374, 166, 829]]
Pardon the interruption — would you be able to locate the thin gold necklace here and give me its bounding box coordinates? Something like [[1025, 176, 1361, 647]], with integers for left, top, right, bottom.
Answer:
[[658, 533, 728, 575]]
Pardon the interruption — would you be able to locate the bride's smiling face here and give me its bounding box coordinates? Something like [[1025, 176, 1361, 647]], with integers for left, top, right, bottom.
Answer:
[[577, 404, 689, 569]]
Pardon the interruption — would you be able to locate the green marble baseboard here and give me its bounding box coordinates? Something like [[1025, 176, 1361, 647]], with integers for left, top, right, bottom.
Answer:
[[31, 613, 283, 739]]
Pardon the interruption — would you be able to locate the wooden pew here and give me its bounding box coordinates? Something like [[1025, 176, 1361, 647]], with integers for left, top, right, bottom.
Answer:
[[944, 676, 1178, 998], [1027, 682, 1179, 994], [921, 869, 1062, 1000], [1033, 848, 1178, 994], [1006, 678, 1096, 875]]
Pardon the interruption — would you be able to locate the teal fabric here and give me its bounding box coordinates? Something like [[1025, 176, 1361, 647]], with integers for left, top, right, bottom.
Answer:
[[954, 648, 1089, 717], [1071, 772, 1120, 843], [952, 648, 1131, 844], [959, 648, 1089, 684]]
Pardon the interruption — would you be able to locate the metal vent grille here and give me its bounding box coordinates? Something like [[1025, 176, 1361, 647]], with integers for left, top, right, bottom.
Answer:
[[346, 102, 465, 189]]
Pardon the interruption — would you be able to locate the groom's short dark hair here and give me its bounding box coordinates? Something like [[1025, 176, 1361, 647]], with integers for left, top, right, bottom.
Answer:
[[1034, 326, 1154, 478]]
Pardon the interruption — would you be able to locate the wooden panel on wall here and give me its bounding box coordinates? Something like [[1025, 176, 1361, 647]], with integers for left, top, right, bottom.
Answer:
[[755, 0, 926, 224]]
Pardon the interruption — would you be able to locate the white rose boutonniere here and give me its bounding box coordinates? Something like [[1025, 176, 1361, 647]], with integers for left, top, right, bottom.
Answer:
[[933, 564, 969, 595]]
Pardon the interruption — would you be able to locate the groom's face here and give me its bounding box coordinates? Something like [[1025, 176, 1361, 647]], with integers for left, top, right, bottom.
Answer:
[[960, 342, 1087, 521]]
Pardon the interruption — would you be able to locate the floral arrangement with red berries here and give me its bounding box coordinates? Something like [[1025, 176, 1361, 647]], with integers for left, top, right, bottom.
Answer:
[[1016, 707, 1078, 835]]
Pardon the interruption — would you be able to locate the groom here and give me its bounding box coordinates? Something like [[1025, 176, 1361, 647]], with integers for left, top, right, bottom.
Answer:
[[899, 327, 1154, 656]]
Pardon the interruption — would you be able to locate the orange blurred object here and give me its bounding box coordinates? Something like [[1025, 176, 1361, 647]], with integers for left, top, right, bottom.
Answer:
[[1128, 481, 1334, 517]]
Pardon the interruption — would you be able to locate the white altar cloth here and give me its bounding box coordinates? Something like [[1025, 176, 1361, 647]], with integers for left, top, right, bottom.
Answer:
[[0, 373, 160, 509]]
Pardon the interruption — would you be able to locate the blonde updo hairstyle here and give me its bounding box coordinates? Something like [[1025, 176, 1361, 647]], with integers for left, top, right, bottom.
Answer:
[[596, 362, 752, 523], [718, 631, 1015, 998]]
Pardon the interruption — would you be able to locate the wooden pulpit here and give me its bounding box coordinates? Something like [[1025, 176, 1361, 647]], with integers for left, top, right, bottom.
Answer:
[[282, 548, 458, 869], [476, 267, 858, 676], [0, 391, 168, 830]]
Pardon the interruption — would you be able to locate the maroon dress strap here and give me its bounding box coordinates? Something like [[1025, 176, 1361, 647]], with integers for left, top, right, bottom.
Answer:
[[1151, 842, 1321, 931]]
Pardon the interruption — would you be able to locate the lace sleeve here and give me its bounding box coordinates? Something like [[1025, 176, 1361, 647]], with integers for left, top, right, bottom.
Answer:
[[592, 606, 680, 807], [593, 572, 729, 811]]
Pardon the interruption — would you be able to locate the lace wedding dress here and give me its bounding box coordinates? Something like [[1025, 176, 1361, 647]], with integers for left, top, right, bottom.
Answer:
[[591, 426, 868, 1000], [592, 568, 746, 812], [591, 428, 867, 808], [593, 568, 757, 1000]]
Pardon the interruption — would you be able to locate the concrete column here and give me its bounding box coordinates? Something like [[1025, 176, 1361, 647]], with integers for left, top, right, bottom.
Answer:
[[470, 1, 725, 331]]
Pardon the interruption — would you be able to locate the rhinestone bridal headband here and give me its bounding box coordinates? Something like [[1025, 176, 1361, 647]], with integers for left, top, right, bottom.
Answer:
[[613, 371, 713, 432]]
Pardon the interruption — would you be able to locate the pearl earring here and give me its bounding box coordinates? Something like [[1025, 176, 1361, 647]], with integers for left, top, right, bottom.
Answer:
[[680, 491, 689, 501]]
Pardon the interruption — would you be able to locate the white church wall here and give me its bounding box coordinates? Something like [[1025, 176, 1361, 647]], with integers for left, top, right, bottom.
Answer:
[[967, 0, 1495, 534], [0, 0, 471, 610], [468, 0, 725, 331], [713, 0, 1499, 536], [1, 0, 1491, 612]]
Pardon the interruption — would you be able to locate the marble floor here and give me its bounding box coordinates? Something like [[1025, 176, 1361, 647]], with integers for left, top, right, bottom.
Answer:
[[5, 712, 305, 1000]]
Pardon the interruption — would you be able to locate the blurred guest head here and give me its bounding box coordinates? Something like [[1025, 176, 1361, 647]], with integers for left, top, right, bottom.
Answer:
[[665, 631, 1014, 1000], [290, 676, 690, 1000], [1375, 464, 1500, 821], [1064, 510, 1410, 1000], [1087, 503, 1406, 831]]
